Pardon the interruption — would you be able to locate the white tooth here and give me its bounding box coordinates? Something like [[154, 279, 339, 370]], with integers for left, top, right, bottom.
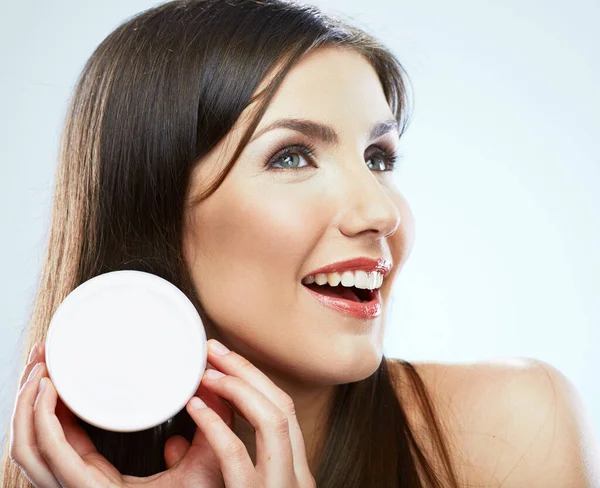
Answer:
[[340, 271, 355, 287], [376, 273, 383, 288], [327, 272, 341, 286], [314, 273, 328, 285], [367, 272, 377, 290], [303, 275, 315, 284], [354, 270, 369, 289]]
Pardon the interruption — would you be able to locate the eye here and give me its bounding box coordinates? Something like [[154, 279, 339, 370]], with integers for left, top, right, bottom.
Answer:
[[365, 144, 403, 172], [263, 141, 403, 172], [264, 143, 317, 171]]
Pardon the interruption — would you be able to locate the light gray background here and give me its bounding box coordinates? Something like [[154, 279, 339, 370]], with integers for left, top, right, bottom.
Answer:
[[1, 0, 599, 449]]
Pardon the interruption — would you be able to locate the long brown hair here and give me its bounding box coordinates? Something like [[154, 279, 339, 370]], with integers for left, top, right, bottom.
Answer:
[[2, 1, 460, 486]]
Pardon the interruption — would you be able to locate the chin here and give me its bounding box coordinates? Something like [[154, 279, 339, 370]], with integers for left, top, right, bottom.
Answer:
[[322, 341, 384, 384]]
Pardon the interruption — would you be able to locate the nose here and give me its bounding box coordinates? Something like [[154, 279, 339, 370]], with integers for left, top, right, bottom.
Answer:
[[336, 162, 401, 240]]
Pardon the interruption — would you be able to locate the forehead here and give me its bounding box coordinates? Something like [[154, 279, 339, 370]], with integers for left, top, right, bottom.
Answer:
[[239, 46, 394, 136]]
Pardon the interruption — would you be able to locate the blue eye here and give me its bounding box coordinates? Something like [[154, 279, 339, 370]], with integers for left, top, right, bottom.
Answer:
[[366, 146, 402, 171], [265, 143, 317, 171], [264, 142, 402, 171], [266, 144, 316, 170]]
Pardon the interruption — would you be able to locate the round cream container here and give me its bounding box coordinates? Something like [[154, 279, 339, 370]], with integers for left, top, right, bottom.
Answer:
[[45, 270, 206, 432]]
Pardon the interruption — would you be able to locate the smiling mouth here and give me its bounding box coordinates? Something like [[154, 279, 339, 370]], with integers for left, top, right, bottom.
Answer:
[[303, 282, 375, 303]]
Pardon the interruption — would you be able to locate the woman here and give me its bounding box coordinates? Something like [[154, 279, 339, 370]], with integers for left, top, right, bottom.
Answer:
[[2, 0, 598, 486]]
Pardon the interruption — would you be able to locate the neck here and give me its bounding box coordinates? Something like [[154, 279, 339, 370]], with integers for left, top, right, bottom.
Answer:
[[232, 369, 337, 475]]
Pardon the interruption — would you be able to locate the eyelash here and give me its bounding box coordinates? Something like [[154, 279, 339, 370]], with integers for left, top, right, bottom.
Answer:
[[264, 141, 403, 172]]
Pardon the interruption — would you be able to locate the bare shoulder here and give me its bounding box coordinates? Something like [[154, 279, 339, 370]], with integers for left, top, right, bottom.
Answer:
[[390, 357, 600, 487]]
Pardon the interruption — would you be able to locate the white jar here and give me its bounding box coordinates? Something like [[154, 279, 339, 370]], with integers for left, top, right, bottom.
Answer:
[[45, 270, 207, 432]]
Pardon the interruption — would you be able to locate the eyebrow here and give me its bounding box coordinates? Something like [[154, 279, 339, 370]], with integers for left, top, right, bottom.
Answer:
[[248, 117, 399, 146]]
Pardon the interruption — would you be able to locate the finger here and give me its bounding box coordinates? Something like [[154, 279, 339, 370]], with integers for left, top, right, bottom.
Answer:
[[186, 396, 255, 487], [33, 376, 111, 488], [164, 435, 190, 469], [194, 381, 235, 430], [201, 369, 295, 485], [188, 384, 235, 469], [207, 340, 312, 479], [55, 397, 98, 457], [19, 342, 45, 390], [10, 361, 61, 488]]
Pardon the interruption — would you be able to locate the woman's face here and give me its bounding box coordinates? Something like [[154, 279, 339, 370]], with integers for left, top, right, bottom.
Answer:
[[183, 46, 415, 387]]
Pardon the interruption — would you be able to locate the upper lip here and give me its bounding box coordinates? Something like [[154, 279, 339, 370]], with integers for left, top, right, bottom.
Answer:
[[303, 257, 393, 280]]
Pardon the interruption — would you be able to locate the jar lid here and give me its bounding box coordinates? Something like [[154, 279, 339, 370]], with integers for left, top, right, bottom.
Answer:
[[45, 270, 206, 432]]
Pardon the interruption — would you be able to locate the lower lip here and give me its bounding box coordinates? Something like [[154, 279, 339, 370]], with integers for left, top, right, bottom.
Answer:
[[303, 285, 382, 319]]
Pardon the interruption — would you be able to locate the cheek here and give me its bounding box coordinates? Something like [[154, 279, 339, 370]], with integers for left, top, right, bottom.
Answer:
[[210, 184, 322, 266], [388, 189, 415, 277], [185, 182, 327, 326]]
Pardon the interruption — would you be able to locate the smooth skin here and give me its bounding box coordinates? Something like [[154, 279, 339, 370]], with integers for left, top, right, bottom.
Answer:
[[9, 46, 600, 487]]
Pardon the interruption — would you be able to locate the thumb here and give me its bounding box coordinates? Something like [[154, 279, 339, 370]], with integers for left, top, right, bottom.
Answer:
[[164, 435, 190, 469]]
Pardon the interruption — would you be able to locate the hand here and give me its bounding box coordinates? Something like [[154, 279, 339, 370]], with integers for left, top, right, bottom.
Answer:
[[9, 340, 317, 488], [181, 339, 317, 487]]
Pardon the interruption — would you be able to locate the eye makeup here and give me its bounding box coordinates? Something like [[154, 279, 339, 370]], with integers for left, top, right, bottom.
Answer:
[[262, 138, 403, 172]]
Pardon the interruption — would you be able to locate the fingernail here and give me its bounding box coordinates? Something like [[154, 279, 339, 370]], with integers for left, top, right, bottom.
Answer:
[[209, 340, 230, 356], [28, 344, 39, 362], [204, 369, 225, 380], [38, 377, 47, 394], [190, 397, 207, 409], [28, 362, 42, 381]]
